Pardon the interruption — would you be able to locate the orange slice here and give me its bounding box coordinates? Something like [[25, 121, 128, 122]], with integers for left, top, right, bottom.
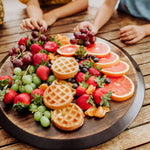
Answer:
[[95, 52, 120, 68], [86, 42, 110, 57], [104, 75, 135, 101], [57, 44, 79, 56], [101, 61, 129, 76]]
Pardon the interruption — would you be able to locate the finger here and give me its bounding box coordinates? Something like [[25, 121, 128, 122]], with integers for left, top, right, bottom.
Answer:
[[120, 34, 136, 41], [38, 20, 47, 30], [120, 25, 133, 34], [20, 24, 25, 31], [30, 19, 40, 30], [125, 38, 139, 44], [73, 26, 80, 32], [25, 19, 35, 30], [120, 30, 134, 37]]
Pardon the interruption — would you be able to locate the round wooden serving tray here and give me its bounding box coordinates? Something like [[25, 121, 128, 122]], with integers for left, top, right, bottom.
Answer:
[[0, 34, 145, 150]]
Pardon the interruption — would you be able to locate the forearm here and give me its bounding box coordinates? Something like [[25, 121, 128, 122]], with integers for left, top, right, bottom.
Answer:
[[26, 0, 43, 19], [93, 0, 117, 31], [44, 0, 88, 20], [143, 24, 150, 36]]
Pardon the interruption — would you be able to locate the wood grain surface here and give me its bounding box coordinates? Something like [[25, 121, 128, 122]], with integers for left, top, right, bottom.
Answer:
[[0, 0, 149, 150]]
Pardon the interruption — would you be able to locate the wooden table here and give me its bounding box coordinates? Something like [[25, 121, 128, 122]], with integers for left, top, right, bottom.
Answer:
[[0, 0, 150, 149]]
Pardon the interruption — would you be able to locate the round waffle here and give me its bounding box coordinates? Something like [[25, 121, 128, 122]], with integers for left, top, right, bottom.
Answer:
[[43, 83, 73, 110], [52, 103, 84, 131], [51, 56, 79, 79]]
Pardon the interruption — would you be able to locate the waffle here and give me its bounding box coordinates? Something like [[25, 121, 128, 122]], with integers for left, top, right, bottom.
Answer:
[[43, 83, 73, 110], [53, 79, 76, 96], [51, 56, 79, 79], [52, 103, 84, 131]]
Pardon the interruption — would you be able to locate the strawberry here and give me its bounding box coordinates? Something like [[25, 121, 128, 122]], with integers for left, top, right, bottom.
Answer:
[[76, 85, 86, 96], [31, 88, 44, 99], [43, 41, 58, 52], [3, 89, 18, 104], [32, 52, 48, 66], [13, 93, 31, 112], [89, 68, 101, 76], [93, 87, 112, 106], [30, 43, 42, 55], [76, 72, 85, 83], [0, 75, 13, 84], [76, 94, 94, 110], [36, 65, 50, 81], [86, 76, 97, 87], [18, 37, 28, 46]]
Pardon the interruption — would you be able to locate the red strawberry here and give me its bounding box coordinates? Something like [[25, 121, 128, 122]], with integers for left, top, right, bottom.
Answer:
[[93, 88, 109, 105], [76, 94, 92, 110], [36, 65, 50, 81], [76, 72, 85, 83], [30, 43, 42, 55], [3, 89, 18, 104], [86, 76, 97, 87], [32, 52, 48, 66], [43, 41, 58, 52], [18, 37, 28, 46], [89, 68, 101, 76], [31, 88, 44, 99], [0, 75, 13, 84], [79, 59, 90, 65], [76, 85, 86, 96]]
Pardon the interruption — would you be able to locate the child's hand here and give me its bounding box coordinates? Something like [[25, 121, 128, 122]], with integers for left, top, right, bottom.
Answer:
[[20, 17, 47, 31], [43, 13, 57, 27], [120, 25, 146, 44], [74, 21, 98, 34]]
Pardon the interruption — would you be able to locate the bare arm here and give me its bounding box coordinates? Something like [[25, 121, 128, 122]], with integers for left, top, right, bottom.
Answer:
[[43, 0, 88, 26]]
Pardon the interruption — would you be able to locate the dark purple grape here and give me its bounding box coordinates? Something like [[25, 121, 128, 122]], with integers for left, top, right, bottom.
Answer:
[[86, 54, 90, 58], [19, 45, 26, 52], [75, 58, 79, 63], [74, 32, 81, 39], [104, 78, 111, 84], [79, 63, 83, 69], [22, 54, 32, 63], [89, 36, 96, 44], [80, 33, 87, 40], [70, 38, 77, 44], [23, 51, 32, 57], [40, 26, 46, 33], [13, 59, 23, 68], [72, 83, 78, 89], [32, 31, 39, 38], [80, 28, 89, 34], [47, 62, 51, 68], [84, 41, 90, 47], [12, 46, 20, 54], [93, 57, 100, 62], [10, 55, 17, 62], [77, 39, 84, 45], [9, 49, 14, 56], [82, 67, 88, 73], [91, 55, 96, 59], [40, 34, 47, 41], [88, 32, 94, 38]]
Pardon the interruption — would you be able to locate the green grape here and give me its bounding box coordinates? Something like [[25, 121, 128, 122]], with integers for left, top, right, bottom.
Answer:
[[14, 67, 22, 75], [32, 73, 37, 78], [47, 75, 56, 84], [15, 79, 21, 85], [24, 84, 33, 94], [19, 85, 25, 93], [11, 83, 19, 92], [29, 104, 38, 112], [30, 83, 36, 89], [44, 111, 51, 119], [12, 75, 21, 81], [33, 76, 41, 85], [22, 75, 32, 84], [34, 111, 42, 121], [38, 106, 46, 113], [40, 116, 50, 127], [28, 65, 35, 74]]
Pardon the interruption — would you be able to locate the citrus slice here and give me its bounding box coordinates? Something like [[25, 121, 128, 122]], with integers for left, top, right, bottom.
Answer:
[[104, 75, 135, 101], [95, 52, 120, 68], [86, 42, 110, 57], [57, 44, 79, 56], [101, 61, 129, 76]]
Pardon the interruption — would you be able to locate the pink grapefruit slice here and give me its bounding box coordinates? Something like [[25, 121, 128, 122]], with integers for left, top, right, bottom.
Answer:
[[86, 42, 110, 57], [95, 52, 120, 68], [104, 75, 135, 101], [57, 44, 79, 56], [101, 61, 129, 76]]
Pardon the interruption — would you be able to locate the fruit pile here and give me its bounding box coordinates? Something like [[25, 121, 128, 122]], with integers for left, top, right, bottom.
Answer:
[[0, 29, 135, 130]]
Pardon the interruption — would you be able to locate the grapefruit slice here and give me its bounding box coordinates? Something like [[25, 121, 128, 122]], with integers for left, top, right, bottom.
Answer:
[[86, 42, 110, 57], [57, 44, 79, 56], [101, 61, 129, 76], [95, 52, 120, 68], [104, 75, 135, 101]]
